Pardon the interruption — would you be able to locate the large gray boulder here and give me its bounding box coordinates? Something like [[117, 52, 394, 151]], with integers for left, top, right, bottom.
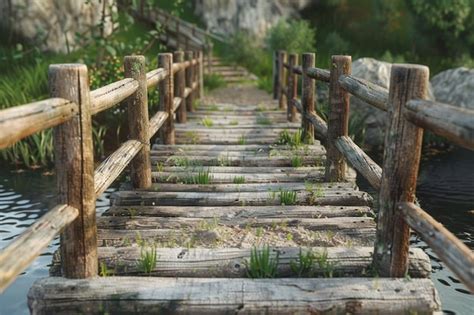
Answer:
[[0, 0, 115, 53], [350, 58, 434, 147], [194, 0, 310, 38], [431, 67, 474, 110]]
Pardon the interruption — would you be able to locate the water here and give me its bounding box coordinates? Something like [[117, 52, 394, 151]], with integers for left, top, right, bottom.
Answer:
[[0, 148, 473, 314]]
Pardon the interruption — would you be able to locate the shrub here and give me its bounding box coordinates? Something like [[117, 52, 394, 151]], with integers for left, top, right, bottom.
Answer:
[[322, 31, 350, 54], [266, 20, 316, 54]]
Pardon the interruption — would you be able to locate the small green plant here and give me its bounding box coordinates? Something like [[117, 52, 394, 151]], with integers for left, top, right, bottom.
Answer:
[[238, 135, 247, 145], [183, 131, 200, 144], [245, 245, 280, 278], [316, 249, 336, 278], [137, 245, 157, 275], [185, 169, 213, 184], [201, 116, 214, 127], [233, 176, 246, 184], [99, 261, 113, 277], [255, 227, 264, 238], [197, 217, 220, 231], [290, 248, 315, 277], [291, 155, 302, 167], [286, 232, 293, 241], [204, 73, 226, 91], [256, 116, 272, 125], [208, 104, 219, 111], [279, 190, 297, 205], [229, 119, 239, 126], [156, 162, 164, 172], [218, 153, 232, 166], [276, 129, 303, 148]]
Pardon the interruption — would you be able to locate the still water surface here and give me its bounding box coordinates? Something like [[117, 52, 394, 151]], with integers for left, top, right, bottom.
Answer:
[[0, 148, 473, 314]]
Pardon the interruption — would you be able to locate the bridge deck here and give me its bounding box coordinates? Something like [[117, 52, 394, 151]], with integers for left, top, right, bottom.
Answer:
[[29, 83, 440, 314]]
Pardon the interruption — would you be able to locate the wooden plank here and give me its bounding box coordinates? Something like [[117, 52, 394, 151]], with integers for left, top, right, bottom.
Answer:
[[405, 99, 474, 150], [104, 204, 372, 218], [94, 140, 143, 197], [151, 144, 321, 151], [50, 64, 98, 278], [325, 55, 351, 182], [185, 51, 195, 112], [307, 66, 330, 82], [335, 136, 382, 190], [92, 246, 430, 278], [172, 97, 182, 113], [0, 98, 77, 149], [125, 55, 152, 189], [148, 111, 168, 137], [400, 202, 474, 292], [151, 165, 337, 174], [373, 64, 429, 277], [301, 53, 316, 142], [146, 68, 167, 89], [173, 51, 187, 123], [90, 78, 139, 115], [338, 74, 388, 111], [158, 53, 175, 144], [287, 53, 298, 122], [110, 190, 373, 207], [28, 277, 441, 314], [0, 204, 78, 293]]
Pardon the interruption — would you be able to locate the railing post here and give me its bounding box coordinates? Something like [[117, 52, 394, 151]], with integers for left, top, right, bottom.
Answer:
[[159, 53, 175, 144], [50, 64, 97, 278], [286, 53, 298, 122], [272, 50, 279, 100], [176, 20, 180, 50], [124, 55, 152, 189], [185, 51, 195, 112], [301, 52, 316, 143], [373, 64, 429, 277], [206, 42, 213, 74], [325, 55, 351, 182], [198, 50, 204, 98], [173, 51, 187, 123], [278, 51, 287, 110]]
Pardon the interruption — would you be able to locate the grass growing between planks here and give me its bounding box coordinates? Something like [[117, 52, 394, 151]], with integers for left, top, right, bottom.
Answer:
[[233, 176, 246, 184], [184, 169, 213, 184], [136, 245, 158, 275], [276, 129, 304, 148], [279, 190, 298, 205], [201, 117, 214, 127], [245, 245, 280, 278]]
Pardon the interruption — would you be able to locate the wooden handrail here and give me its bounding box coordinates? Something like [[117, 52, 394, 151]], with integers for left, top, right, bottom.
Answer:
[[0, 49, 203, 292], [338, 75, 388, 111]]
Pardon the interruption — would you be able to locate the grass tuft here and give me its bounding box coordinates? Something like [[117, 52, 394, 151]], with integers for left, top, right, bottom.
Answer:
[[233, 176, 246, 184], [245, 245, 279, 278], [136, 245, 157, 275], [279, 190, 297, 205]]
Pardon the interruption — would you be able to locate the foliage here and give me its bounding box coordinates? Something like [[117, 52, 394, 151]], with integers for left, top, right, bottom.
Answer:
[[245, 245, 280, 278], [201, 117, 214, 127], [136, 245, 158, 274], [279, 190, 297, 205], [204, 73, 227, 91], [291, 155, 302, 168], [322, 31, 350, 54], [233, 176, 246, 184], [184, 169, 213, 184], [276, 129, 304, 148], [290, 248, 316, 277], [315, 249, 337, 277], [266, 20, 316, 54]]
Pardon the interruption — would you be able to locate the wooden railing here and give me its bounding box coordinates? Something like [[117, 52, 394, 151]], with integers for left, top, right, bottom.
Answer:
[[0, 50, 203, 292], [273, 50, 474, 292]]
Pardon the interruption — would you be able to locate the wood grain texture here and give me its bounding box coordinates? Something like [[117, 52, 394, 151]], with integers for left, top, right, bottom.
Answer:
[[405, 99, 474, 150], [173, 51, 187, 123], [278, 51, 287, 109], [28, 277, 441, 314], [50, 63, 98, 278], [301, 53, 316, 142], [146, 68, 167, 89], [185, 51, 195, 112], [325, 55, 351, 182], [125, 55, 152, 189], [307, 66, 330, 82], [90, 78, 139, 115], [0, 98, 77, 149], [335, 136, 382, 190], [400, 202, 474, 292], [373, 64, 429, 277], [94, 140, 143, 197], [158, 53, 175, 144], [0, 204, 78, 293], [148, 111, 168, 137], [338, 74, 388, 111], [290, 99, 328, 140]]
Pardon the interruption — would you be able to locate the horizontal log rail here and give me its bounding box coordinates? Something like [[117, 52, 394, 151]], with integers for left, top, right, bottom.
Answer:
[[399, 202, 474, 292], [274, 50, 474, 290], [0, 204, 78, 293], [0, 49, 203, 292]]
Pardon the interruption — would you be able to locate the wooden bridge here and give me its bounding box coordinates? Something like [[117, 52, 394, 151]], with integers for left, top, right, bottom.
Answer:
[[0, 44, 473, 313]]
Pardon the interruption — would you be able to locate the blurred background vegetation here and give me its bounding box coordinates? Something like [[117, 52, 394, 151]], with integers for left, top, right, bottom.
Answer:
[[1, 0, 472, 167]]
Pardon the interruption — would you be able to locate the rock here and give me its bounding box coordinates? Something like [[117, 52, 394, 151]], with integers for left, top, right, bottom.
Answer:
[[194, 0, 311, 39], [350, 58, 435, 147], [431, 67, 474, 110], [0, 0, 116, 53]]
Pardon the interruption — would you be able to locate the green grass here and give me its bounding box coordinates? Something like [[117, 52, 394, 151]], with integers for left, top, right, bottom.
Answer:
[[204, 73, 226, 91], [184, 169, 213, 184], [256, 116, 272, 125], [136, 245, 158, 275], [291, 155, 302, 167], [229, 119, 239, 126], [276, 129, 304, 148], [238, 135, 247, 145], [245, 245, 280, 278], [315, 249, 336, 277], [233, 176, 246, 184], [290, 248, 316, 277], [99, 262, 113, 277], [201, 117, 214, 127], [279, 190, 298, 205]]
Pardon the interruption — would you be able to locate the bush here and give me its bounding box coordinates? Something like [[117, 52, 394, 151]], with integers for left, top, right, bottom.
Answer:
[[322, 31, 349, 54], [266, 20, 316, 54], [204, 73, 226, 91]]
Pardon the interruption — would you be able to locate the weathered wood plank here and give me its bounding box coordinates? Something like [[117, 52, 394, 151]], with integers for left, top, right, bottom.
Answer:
[[286, 54, 298, 122], [405, 99, 474, 150], [338, 74, 388, 111], [146, 68, 167, 89], [400, 202, 474, 292], [28, 277, 441, 314], [301, 53, 316, 142], [0, 204, 78, 293], [93, 246, 430, 278], [151, 144, 322, 152], [94, 140, 143, 197], [158, 53, 175, 144], [90, 78, 139, 115], [104, 204, 372, 218], [148, 111, 168, 137], [0, 98, 77, 149], [335, 136, 382, 190], [110, 190, 372, 207], [307, 66, 330, 82], [174, 51, 187, 123]]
